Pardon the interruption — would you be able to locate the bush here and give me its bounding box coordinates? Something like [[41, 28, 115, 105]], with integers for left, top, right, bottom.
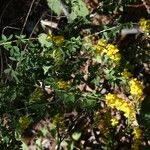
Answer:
[[0, 0, 150, 149]]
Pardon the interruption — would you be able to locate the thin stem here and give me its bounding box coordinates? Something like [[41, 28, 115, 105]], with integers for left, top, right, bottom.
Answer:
[[20, 0, 35, 35], [83, 26, 120, 39], [0, 49, 3, 79], [0, 38, 37, 46], [2, 26, 20, 35]]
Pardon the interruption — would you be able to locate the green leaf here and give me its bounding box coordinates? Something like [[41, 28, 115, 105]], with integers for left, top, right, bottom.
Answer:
[[10, 48, 15, 56], [7, 34, 13, 40], [38, 33, 52, 47], [3, 44, 13, 50], [63, 93, 75, 104], [72, 132, 81, 141], [35, 138, 42, 147], [91, 76, 100, 86], [68, 11, 77, 22], [56, 91, 75, 104], [11, 70, 19, 82], [9, 57, 17, 61], [21, 142, 29, 150], [13, 46, 20, 54], [15, 35, 26, 39], [42, 128, 48, 137], [2, 34, 7, 41], [68, 0, 89, 22], [47, 0, 63, 16], [4, 68, 11, 74], [43, 66, 51, 74], [60, 140, 68, 147], [67, 141, 74, 150]]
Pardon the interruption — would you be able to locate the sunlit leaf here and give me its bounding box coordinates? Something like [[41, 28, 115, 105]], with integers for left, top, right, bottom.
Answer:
[[38, 33, 52, 47], [72, 132, 81, 141]]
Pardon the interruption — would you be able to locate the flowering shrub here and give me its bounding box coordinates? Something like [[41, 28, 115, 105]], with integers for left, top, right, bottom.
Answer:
[[0, 0, 150, 149]]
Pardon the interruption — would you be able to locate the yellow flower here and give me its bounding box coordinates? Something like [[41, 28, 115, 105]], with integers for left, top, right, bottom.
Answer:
[[110, 53, 121, 61], [104, 44, 121, 61], [47, 34, 52, 41], [121, 69, 132, 79], [53, 36, 64, 46], [105, 93, 136, 124], [131, 127, 142, 150], [139, 18, 150, 33], [19, 116, 31, 129], [129, 78, 143, 98], [97, 39, 107, 46], [57, 80, 68, 90], [106, 44, 119, 54], [132, 127, 142, 139], [47, 34, 64, 46], [95, 39, 107, 54], [94, 40, 121, 62], [111, 118, 119, 126]]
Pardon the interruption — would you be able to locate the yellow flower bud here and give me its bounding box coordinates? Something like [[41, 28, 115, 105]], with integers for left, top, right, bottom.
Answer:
[[19, 116, 31, 129], [111, 118, 119, 126], [57, 80, 68, 90], [139, 18, 150, 33]]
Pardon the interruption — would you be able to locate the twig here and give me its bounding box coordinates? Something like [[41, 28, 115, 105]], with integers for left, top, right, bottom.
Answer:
[[45, 14, 66, 19], [20, 0, 35, 35], [29, 13, 45, 39], [56, 124, 62, 150], [2, 26, 20, 35], [83, 26, 120, 39], [127, 4, 144, 8], [0, 38, 37, 46], [23, 14, 45, 50], [40, 20, 58, 29], [120, 27, 141, 36], [141, 0, 150, 14]]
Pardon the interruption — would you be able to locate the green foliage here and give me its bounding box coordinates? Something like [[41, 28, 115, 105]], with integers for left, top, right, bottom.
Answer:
[[38, 33, 52, 47], [68, 0, 89, 22], [47, 0, 63, 16], [47, 0, 89, 22], [0, 0, 150, 149]]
